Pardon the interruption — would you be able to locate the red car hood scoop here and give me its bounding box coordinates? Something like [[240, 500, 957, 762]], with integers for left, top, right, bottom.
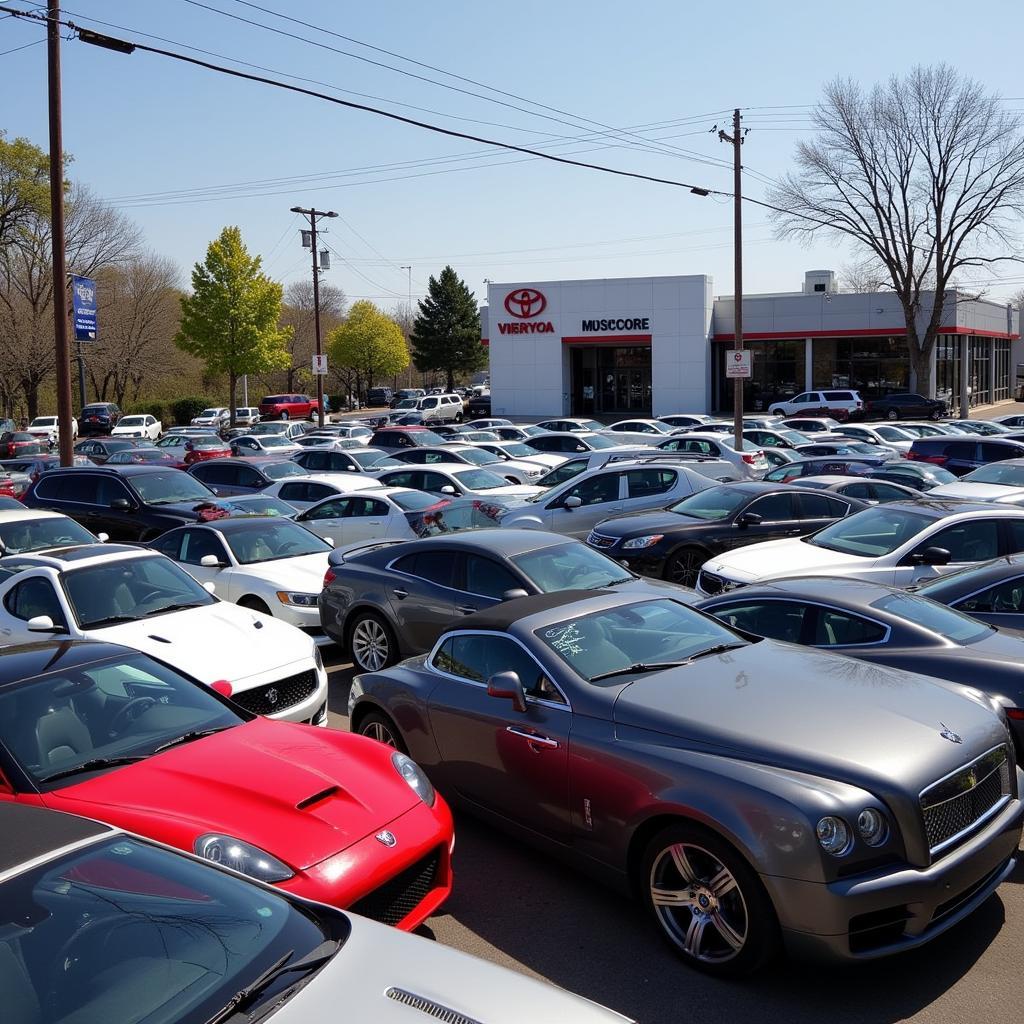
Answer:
[[47, 720, 416, 871]]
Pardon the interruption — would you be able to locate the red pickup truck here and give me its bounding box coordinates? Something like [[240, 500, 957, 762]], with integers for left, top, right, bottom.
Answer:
[[258, 394, 321, 420]]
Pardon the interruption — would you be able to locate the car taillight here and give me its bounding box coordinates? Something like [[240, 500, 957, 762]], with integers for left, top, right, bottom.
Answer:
[[741, 453, 757, 464], [1007, 708, 1024, 720], [323, 568, 336, 586], [907, 451, 947, 465]]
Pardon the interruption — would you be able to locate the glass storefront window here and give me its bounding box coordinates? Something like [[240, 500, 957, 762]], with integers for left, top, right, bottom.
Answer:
[[571, 346, 652, 417], [811, 336, 909, 399], [715, 339, 805, 412]]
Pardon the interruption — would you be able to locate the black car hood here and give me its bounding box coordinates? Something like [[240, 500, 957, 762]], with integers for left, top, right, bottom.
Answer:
[[596, 510, 693, 537], [612, 640, 1006, 798]]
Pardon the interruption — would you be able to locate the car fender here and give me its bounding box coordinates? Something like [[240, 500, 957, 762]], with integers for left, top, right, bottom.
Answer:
[[349, 666, 443, 768], [503, 512, 546, 530]]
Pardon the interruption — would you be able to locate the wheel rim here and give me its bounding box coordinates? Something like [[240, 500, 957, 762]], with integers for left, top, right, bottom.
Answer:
[[668, 551, 702, 587], [650, 842, 749, 963], [887, 409, 898, 420], [362, 719, 398, 747], [352, 618, 390, 671]]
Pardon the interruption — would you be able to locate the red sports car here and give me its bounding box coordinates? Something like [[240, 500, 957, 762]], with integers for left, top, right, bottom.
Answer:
[[0, 640, 453, 930]]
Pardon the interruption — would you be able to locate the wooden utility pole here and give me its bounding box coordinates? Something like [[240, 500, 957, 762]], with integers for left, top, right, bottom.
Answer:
[[719, 109, 745, 449], [47, 0, 74, 465]]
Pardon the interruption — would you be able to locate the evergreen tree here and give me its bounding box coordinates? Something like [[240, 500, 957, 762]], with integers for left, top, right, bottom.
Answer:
[[410, 266, 485, 391]]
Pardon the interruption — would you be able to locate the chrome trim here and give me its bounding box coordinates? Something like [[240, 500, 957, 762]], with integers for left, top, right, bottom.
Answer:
[[949, 573, 1024, 613], [506, 725, 559, 748]]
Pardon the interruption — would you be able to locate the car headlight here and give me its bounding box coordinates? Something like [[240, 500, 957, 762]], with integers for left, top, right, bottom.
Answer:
[[392, 751, 435, 807], [276, 591, 319, 606], [621, 534, 665, 550], [194, 833, 293, 882], [815, 816, 852, 857], [856, 808, 889, 847]]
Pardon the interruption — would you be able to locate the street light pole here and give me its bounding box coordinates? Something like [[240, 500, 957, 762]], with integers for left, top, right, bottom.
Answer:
[[290, 206, 337, 428]]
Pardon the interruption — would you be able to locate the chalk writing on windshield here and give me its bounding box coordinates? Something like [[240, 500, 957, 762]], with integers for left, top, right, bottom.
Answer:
[[544, 622, 586, 657]]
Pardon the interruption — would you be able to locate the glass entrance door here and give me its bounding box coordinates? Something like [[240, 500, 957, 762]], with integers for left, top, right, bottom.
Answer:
[[572, 346, 651, 417]]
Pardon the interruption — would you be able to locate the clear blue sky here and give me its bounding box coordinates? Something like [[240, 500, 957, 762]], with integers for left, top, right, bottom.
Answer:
[[2, 0, 1023, 308]]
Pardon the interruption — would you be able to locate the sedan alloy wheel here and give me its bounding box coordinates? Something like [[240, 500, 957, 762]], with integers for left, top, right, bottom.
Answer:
[[665, 548, 705, 588], [350, 613, 395, 672]]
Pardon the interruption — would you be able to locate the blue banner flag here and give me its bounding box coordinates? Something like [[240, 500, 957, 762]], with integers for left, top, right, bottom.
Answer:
[[71, 275, 97, 341]]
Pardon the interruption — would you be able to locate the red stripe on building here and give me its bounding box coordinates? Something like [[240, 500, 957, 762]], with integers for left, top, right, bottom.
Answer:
[[560, 334, 653, 345]]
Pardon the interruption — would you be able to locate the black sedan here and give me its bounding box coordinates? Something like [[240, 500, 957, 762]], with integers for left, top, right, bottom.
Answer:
[[584, 482, 866, 587], [792, 441, 893, 466], [319, 529, 695, 671], [867, 461, 959, 492], [75, 437, 143, 464], [864, 393, 946, 421], [695, 576, 1024, 755], [915, 552, 1024, 631]]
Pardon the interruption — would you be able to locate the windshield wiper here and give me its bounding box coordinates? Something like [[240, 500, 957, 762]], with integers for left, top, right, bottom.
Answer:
[[204, 940, 340, 1024], [149, 602, 207, 615], [153, 727, 232, 755], [589, 661, 691, 682], [83, 614, 145, 627], [40, 755, 147, 783], [684, 642, 747, 661]]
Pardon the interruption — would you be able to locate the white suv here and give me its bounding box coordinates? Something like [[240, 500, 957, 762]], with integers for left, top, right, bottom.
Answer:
[[768, 390, 863, 419], [396, 393, 464, 425]]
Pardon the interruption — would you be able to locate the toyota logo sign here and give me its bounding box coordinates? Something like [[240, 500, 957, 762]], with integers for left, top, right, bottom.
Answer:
[[504, 288, 547, 319]]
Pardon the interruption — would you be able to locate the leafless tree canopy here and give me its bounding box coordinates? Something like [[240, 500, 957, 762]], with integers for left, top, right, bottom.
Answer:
[[274, 279, 347, 393], [769, 65, 1024, 393]]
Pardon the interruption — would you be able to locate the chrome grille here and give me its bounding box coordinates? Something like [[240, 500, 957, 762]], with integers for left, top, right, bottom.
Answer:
[[230, 669, 318, 716], [920, 746, 1012, 855], [586, 531, 617, 549], [385, 988, 482, 1024]]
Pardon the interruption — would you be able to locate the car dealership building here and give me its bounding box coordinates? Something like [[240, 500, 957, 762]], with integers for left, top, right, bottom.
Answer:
[[481, 271, 1021, 419]]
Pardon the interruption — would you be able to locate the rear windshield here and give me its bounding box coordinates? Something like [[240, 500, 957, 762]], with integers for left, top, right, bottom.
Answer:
[[669, 485, 750, 520], [390, 490, 442, 511], [261, 461, 306, 480], [261, 396, 289, 403], [870, 591, 991, 644]]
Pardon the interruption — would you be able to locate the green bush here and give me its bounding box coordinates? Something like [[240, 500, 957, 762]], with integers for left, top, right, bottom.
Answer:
[[126, 400, 167, 423], [170, 396, 213, 426]]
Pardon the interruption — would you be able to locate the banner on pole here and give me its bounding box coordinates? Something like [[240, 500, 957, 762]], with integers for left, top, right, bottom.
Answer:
[[312, 354, 328, 375], [71, 275, 97, 341]]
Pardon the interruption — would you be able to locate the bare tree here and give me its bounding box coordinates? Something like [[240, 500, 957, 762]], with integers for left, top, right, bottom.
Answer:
[[1009, 287, 1024, 311], [838, 257, 890, 293], [769, 65, 1024, 395], [276, 280, 346, 392]]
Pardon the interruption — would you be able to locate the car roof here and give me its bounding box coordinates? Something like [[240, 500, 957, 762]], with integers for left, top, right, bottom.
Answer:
[[869, 499, 1021, 517], [456, 588, 621, 632], [0, 804, 113, 876], [702, 576, 910, 605], [192, 516, 305, 534], [0, 509, 65, 524]]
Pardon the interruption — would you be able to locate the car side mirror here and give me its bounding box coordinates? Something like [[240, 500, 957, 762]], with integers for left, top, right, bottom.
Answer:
[[202, 581, 216, 594], [563, 494, 582, 509], [736, 511, 763, 527], [502, 588, 529, 600], [110, 497, 133, 511], [441, 485, 457, 495], [27, 615, 62, 633], [97, 532, 109, 542], [487, 671, 527, 713], [913, 546, 951, 566], [199, 554, 224, 568]]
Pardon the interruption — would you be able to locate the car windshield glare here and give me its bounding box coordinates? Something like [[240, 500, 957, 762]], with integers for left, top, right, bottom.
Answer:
[[870, 591, 992, 643], [119, 416, 146, 426], [537, 599, 744, 681], [499, 443, 534, 457], [805, 506, 931, 557], [512, 543, 633, 591], [224, 520, 331, 563], [584, 434, 618, 450], [259, 436, 295, 448], [456, 448, 499, 466], [962, 463, 1024, 486], [0, 517, 97, 554], [130, 471, 215, 505], [261, 461, 305, 480], [389, 490, 441, 511], [668, 485, 750, 520], [451, 468, 510, 490], [719, 436, 761, 452]]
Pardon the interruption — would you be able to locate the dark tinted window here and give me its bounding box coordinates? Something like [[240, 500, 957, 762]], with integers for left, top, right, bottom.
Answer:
[[794, 492, 847, 519], [380, 470, 419, 489], [300, 450, 329, 471], [625, 468, 676, 498], [745, 493, 795, 521], [870, 592, 989, 643], [4, 577, 67, 628], [192, 463, 235, 485], [234, 465, 265, 488], [304, 497, 351, 520], [434, 634, 562, 701], [179, 529, 229, 566], [841, 482, 874, 500], [712, 600, 807, 643], [277, 482, 310, 502], [811, 608, 886, 645], [464, 554, 520, 599], [945, 441, 978, 460], [392, 549, 456, 588], [36, 474, 99, 503], [150, 531, 183, 559], [956, 577, 1024, 614], [823, 391, 855, 401], [348, 498, 389, 517], [560, 473, 620, 506], [920, 520, 1000, 563], [1004, 519, 1024, 554], [981, 441, 1024, 461]]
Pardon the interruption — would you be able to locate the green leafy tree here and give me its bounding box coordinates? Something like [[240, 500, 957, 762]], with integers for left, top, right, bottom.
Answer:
[[410, 266, 485, 391], [0, 131, 51, 251], [175, 227, 291, 425], [328, 300, 409, 398]]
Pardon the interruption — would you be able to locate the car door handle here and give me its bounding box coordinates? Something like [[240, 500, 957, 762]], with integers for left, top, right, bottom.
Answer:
[[392, 588, 408, 599], [506, 725, 559, 749], [456, 604, 477, 615]]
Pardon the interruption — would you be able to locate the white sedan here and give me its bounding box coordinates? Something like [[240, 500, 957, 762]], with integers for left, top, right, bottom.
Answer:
[[260, 472, 384, 511], [26, 415, 78, 445], [376, 463, 542, 501], [294, 486, 446, 544], [112, 414, 162, 441], [0, 546, 328, 724], [598, 418, 677, 446], [388, 443, 548, 484], [0, 508, 105, 555], [470, 439, 568, 471], [231, 433, 303, 455], [150, 517, 336, 645]]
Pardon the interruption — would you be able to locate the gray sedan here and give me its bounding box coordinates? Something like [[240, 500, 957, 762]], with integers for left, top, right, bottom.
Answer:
[[350, 590, 1021, 974]]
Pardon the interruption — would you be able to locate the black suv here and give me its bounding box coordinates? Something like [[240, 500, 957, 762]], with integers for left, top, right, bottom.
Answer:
[[467, 393, 491, 418], [78, 402, 122, 436], [864, 393, 946, 421], [366, 386, 393, 406], [905, 436, 1024, 476], [22, 465, 224, 541]]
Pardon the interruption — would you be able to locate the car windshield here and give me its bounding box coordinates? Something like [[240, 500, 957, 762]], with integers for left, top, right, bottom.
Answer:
[[537, 599, 745, 681], [0, 516, 97, 554], [668, 485, 750, 520], [118, 416, 146, 426], [130, 471, 215, 505], [961, 463, 1024, 486], [876, 426, 915, 441], [110, 450, 176, 464], [250, 423, 289, 434], [574, 420, 603, 431], [451, 468, 511, 490], [583, 434, 619, 450], [350, 450, 389, 467], [869, 591, 992, 644], [64, 555, 216, 628], [0, 651, 242, 787], [779, 430, 812, 444], [512, 542, 634, 591], [453, 447, 499, 466], [30, 417, 56, 427], [199, 410, 220, 418], [804, 506, 932, 557], [496, 442, 535, 458], [224, 520, 331, 563], [258, 435, 295, 449], [409, 430, 446, 446], [261, 461, 305, 480]]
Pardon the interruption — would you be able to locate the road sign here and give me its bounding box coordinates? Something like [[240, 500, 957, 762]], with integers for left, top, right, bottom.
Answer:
[[725, 349, 751, 379], [312, 354, 328, 375], [70, 275, 97, 341]]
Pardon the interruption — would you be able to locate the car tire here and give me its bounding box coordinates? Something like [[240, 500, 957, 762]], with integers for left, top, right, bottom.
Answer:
[[664, 547, 707, 588], [347, 611, 398, 672], [355, 710, 406, 752], [886, 408, 899, 420], [930, 408, 942, 420], [238, 596, 272, 615], [455, 412, 464, 423], [640, 822, 780, 977]]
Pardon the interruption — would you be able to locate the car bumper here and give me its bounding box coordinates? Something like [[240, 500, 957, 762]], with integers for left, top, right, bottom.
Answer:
[[230, 659, 329, 725], [281, 797, 455, 931], [763, 791, 1023, 961]]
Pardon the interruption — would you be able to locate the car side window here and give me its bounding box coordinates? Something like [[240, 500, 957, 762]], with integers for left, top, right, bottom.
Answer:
[[303, 451, 328, 471], [234, 466, 263, 488], [306, 498, 350, 520], [794, 492, 845, 520], [4, 578, 67, 629], [841, 482, 873, 500], [392, 550, 456, 589], [712, 601, 807, 644], [919, 520, 1000, 563], [381, 471, 419, 489], [433, 634, 564, 702], [1004, 520, 1024, 555], [956, 578, 1024, 613], [350, 498, 389, 517], [278, 482, 310, 502], [944, 441, 978, 461], [463, 554, 521, 599], [95, 478, 131, 506], [179, 529, 229, 566], [809, 608, 886, 645], [625, 468, 676, 498], [559, 473, 620, 508], [744, 493, 795, 521], [871, 483, 910, 502], [306, 483, 338, 502], [329, 454, 357, 471], [682, 439, 716, 456], [150, 532, 184, 559], [421, 472, 457, 494]]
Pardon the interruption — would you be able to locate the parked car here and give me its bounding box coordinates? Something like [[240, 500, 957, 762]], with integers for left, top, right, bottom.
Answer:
[[26, 414, 77, 445], [111, 413, 162, 440], [191, 407, 230, 429], [492, 424, 546, 441], [793, 441, 894, 465], [0, 508, 101, 555], [768, 389, 864, 419], [654, 432, 769, 478], [368, 426, 449, 451], [218, 493, 299, 518], [831, 422, 915, 453], [761, 448, 807, 471], [376, 464, 541, 502], [0, 545, 327, 722], [793, 475, 921, 504], [536, 417, 606, 433], [366, 385, 393, 406], [230, 433, 302, 456], [0, 431, 46, 458], [390, 443, 548, 484], [78, 401, 122, 435], [323, 422, 374, 441], [349, 588, 1021, 973], [159, 433, 231, 465], [260, 474, 385, 511], [525, 431, 632, 456], [905, 436, 1024, 476], [864, 393, 947, 420], [867, 460, 959, 492], [249, 420, 313, 440], [742, 427, 816, 450], [947, 419, 1012, 436], [696, 576, 1024, 754], [926, 459, 1024, 504], [0, 641, 453, 926], [187, 457, 309, 495], [430, 423, 475, 439], [293, 446, 398, 474], [321, 530, 695, 671], [404, 393, 465, 424], [915, 551, 1024, 635], [258, 393, 321, 420], [498, 461, 718, 540], [993, 413, 1024, 428], [466, 392, 491, 417], [470, 439, 568, 471], [585, 482, 865, 586], [390, 387, 425, 408], [696, 501, 1024, 595], [599, 419, 677, 445], [296, 487, 448, 547], [466, 418, 513, 430], [150, 517, 337, 642], [233, 405, 262, 426], [105, 447, 183, 467], [889, 421, 960, 438], [762, 458, 877, 481], [74, 437, 145, 464], [656, 413, 720, 430], [23, 465, 226, 541], [0, 454, 92, 490]]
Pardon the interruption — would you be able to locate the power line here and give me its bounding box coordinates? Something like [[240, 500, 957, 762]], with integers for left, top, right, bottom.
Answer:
[[0, 35, 43, 55]]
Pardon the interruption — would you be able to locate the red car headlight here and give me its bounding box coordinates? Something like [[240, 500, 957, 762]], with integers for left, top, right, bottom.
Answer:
[[194, 834, 293, 882]]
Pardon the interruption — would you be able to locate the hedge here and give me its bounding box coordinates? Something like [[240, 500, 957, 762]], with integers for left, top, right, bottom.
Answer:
[[170, 397, 214, 426]]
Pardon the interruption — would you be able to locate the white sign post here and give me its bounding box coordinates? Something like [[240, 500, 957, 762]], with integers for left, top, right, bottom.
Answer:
[[312, 354, 328, 375], [725, 349, 751, 379]]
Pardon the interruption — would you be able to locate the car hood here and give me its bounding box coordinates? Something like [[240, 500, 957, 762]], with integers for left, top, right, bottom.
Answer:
[[144, 499, 222, 517], [702, 536, 872, 583], [88, 603, 312, 685], [612, 640, 1007, 797], [49, 720, 419, 870], [235, 551, 331, 591], [929, 481, 1024, 503], [613, 576, 697, 602], [594, 510, 687, 537]]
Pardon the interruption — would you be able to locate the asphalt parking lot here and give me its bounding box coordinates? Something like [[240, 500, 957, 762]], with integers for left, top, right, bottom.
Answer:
[[323, 654, 1024, 1023]]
